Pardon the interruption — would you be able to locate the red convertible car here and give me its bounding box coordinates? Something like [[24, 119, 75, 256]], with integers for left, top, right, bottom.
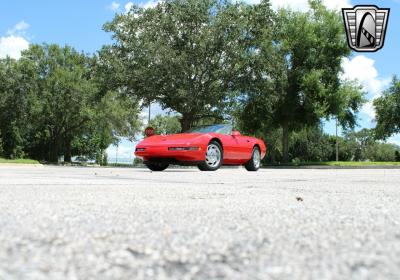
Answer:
[[134, 124, 266, 171]]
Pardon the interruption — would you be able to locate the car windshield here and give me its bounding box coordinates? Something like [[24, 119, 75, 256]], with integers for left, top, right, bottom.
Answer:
[[186, 124, 233, 135]]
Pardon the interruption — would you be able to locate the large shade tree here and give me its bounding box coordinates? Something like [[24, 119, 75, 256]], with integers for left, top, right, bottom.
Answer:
[[237, 0, 365, 162], [0, 57, 37, 159], [103, 0, 255, 130], [0, 44, 142, 163], [374, 77, 400, 139]]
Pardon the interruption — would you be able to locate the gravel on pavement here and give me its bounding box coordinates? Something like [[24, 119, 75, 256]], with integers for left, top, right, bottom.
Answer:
[[0, 166, 399, 280]]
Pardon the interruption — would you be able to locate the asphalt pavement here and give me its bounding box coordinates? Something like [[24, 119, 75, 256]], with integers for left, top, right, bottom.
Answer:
[[0, 166, 399, 280]]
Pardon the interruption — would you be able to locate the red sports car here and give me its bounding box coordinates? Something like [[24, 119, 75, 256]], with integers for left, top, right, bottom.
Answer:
[[134, 124, 266, 171]]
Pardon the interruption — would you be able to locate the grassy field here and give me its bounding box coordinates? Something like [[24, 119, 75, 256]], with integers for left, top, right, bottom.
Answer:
[[267, 161, 400, 167], [0, 158, 40, 164]]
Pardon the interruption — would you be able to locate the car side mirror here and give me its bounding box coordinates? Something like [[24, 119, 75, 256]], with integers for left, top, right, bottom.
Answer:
[[232, 131, 241, 137]]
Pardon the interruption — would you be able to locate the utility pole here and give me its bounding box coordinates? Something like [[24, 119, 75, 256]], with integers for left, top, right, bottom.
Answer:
[[116, 144, 118, 164], [148, 101, 151, 125], [336, 117, 339, 162]]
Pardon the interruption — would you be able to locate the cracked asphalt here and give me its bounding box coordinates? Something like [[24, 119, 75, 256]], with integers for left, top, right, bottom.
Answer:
[[0, 166, 399, 280]]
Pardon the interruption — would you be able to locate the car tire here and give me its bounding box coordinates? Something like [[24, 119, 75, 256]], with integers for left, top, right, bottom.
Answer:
[[244, 147, 261, 171], [197, 141, 223, 171], [145, 162, 169, 171]]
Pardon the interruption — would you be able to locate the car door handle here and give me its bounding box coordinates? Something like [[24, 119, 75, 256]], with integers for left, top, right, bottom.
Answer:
[[246, 140, 250, 142]]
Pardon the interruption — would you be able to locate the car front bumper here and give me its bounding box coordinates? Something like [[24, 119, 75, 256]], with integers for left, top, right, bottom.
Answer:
[[135, 146, 205, 162]]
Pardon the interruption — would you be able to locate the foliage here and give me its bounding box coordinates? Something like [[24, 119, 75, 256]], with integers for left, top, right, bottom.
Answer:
[[103, 0, 253, 130], [133, 157, 144, 166], [1, 1, 398, 165], [374, 77, 400, 139], [237, 0, 365, 162], [340, 129, 399, 162], [396, 151, 400, 162], [289, 126, 333, 162], [0, 135, 3, 155], [149, 115, 182, 135], [0, 44, 142, 162], [0, 57, 33, 159]]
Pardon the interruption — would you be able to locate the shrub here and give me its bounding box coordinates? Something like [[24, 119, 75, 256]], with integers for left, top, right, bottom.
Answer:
[[396, 151, 400, 162], [133, 157, 143, 166]]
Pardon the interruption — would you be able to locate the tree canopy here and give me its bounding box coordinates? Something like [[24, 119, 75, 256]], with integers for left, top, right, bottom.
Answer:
[[236, 0, 365, 161], [374, 77, 400, 139], [149, 115, 182, 135], [2, 0, 398, 165], [0, 44, 142, 162], [103, 0, 255, 130]]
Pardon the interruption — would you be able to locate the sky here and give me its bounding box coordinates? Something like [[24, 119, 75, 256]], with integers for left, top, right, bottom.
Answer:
[[1, 0, 399, 161]]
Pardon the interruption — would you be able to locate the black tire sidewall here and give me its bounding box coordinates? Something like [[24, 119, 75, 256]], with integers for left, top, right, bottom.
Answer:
[[146, 162, 169, 171], [245, 147, 260, 171]]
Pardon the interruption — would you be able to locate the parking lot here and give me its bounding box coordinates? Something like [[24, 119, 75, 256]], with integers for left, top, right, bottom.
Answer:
[[0, 166, 399, 279]]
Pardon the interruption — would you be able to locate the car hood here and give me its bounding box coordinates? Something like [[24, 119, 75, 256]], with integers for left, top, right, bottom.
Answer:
[[138, 133, 206, 146]]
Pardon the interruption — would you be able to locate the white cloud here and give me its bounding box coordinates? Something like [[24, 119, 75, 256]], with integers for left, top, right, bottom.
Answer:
[[361, 101, 375, 120], [7, 20, 30, 35], [341, 56, 388, 121], [247, 0, 351, 11], [0, 35, 30, 59], [141, 0, 159, 9], [125, 1, 160, 13], [106, 143, 134, 162], [125, 2, 134, 13], [388, 135, 400, 147], [108, 1, 120, 12], [0, 21, 31, 59], [341, 55, 391, 121]]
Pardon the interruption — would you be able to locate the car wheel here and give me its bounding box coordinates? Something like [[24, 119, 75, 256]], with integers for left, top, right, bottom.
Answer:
[[145, 162, 169, 171], [198, 141, 223, 171], [244, 147, 261, 171]]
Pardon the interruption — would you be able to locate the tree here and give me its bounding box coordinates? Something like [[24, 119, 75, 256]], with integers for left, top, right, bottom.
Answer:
[[18, 45, 99, 162], [16, 44, 142, 163], [68, 90, 141, 163], [340, 129, 399, 162], [238, 1, 365, 162], [374, 77, 400, 139], [0, 57, 37, 159], [103, 0, 253, 130], [149, 115, 181, 135]]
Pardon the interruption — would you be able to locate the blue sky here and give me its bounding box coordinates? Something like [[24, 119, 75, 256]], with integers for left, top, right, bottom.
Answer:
[[1, 0, 399, 160]]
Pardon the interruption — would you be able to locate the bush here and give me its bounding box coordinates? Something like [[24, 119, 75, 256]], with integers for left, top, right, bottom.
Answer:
[[289, 126, 333, 162], [292, 157, 301, 166], [364, 143, 397, 162], [396, 151, 400, 162], [92, 150, 108, 166], [133, 157, 143, 166], [0, 136, 3, 156]]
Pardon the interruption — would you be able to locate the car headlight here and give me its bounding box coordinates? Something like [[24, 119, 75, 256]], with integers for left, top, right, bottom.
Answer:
[[168, 147, 200, 151], [135, 148, 146, 151]]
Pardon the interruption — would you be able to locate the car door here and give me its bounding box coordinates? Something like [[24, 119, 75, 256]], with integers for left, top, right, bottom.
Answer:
[[219, 133, 250, 163], [217, 134, 237, 162], [233, 135, 253, 160], [240, 136, 256, 160]]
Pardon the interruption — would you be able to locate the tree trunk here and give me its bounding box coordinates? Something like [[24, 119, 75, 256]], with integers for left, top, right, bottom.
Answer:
[[270, 145, 276, 163], [179, 114, 194, 132], [49, 137, 59, 163], [282, 121, 289, 163], [64, 137, 72, 163]]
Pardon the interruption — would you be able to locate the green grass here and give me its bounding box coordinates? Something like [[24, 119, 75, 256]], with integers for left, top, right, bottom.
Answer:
[[266, 161, 400, 167], [305, 161, 400, 167], [0, 158, 40, 164]]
